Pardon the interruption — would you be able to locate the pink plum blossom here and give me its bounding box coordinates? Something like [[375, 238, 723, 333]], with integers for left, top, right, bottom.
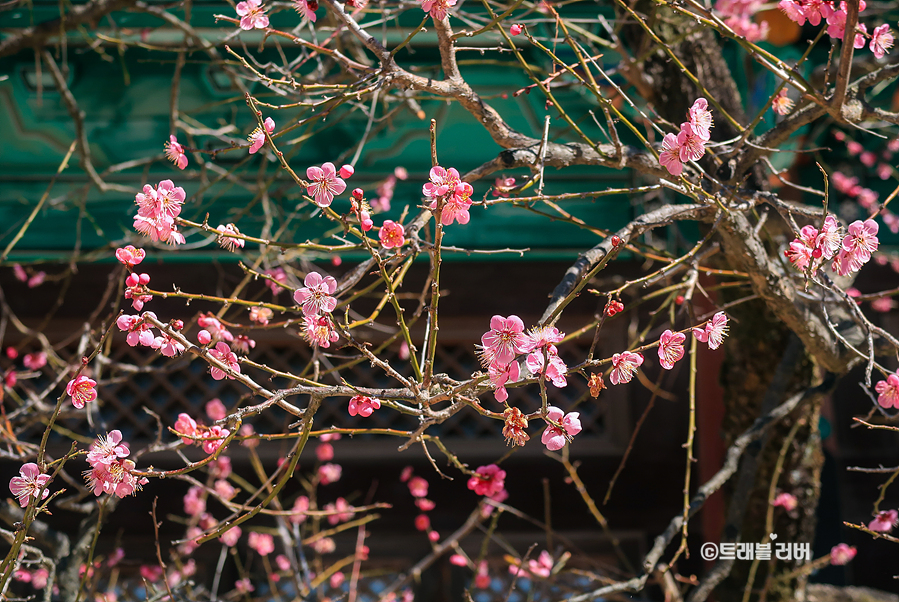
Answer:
[[303, 315, 339, 348], [275, 554, 291, 571], [294, 0, 318, 21], [492, 176, 516, 197], [319, 463, 342, 485], [325, 497, 354, 525], [423, 166, 460, 200], [164, 135, 188, 170], [115, 245, 146, 268], [467, 464, 506, 496], [609, 351, 644, 385], [220, 526, 242, 547], [773, 492, 798, 511], [488, 361, 520, 402], [306, 162, 347, 207], [27, 272, 46, 288], [133, 180, 187, 245], [249, 117, 275, 154], [786, 225, 820, 272], [316, 443, 334, 462], [379, 220, 406, 249], [9, 463, 51, 508], [779, 0, 806, 25], [875, 374, 899, 409], [207, 398, 227, 421], [870, 24, 894, 58], [677, 122, 706, 162], [348, 394, 381, 417], [202, 425, 230, 454], [408, 476, 428, 497], [528, 551, 554, 578], [687, 98, 713, 140], [421, 0, 457, 20], [175, 413, 198, 445], [87, 430, 130, 467], [659, 133, 683, 176], [524, 325, 564, 352], [289, 495, 310, 524], [525, 349, 568, 388], [802, 0, 833, 25], [248, 532, 275, 556], [693, 311, 729, 349], [209, 342, 240, 380], [236, 0, 269, 30], [183, 486, 206, 516], [23, 352, 47, 371], [541, 406, 582, 451], [250, 306, 273, 325], [480, 315, 529, 366], [294, 271, 338, 316], [830, 543, 857, 565], [438, 181, 473, 225], [771, 89, 794, 116], [869, 509, 898, 532], [216, 224, 245, 251], [860, 151, 877, 167], [67, 375, 98, 409], [235, 578, 254, 593], [826, 10, 866, 47], [872, 297, 896, 313], [84, 458, 148, 498], [152, 333, 185, 357], [198, 313, 233, 343], [834, 219, 879, 275], [117, 313, 155, 347], [817, 216, 843, 259], [658, 329, 686, 369]]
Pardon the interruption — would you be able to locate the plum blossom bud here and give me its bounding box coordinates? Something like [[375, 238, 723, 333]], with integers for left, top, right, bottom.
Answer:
[[611, 235, 621, 246], [5, 347, 18, 360], [171, 320, 184, 331], [606, 300, 624, 317], [198, 330, 212, 345], [339, 164, 355, 179], [510, 24, 523, 35], [352, 188, 364, 201]]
